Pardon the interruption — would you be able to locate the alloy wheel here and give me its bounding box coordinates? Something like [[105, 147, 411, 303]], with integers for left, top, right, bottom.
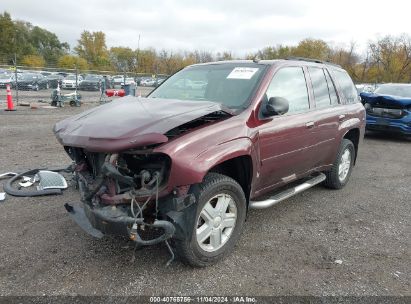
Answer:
[[338, 148, 351, 182], [196, 193, 237, 252]]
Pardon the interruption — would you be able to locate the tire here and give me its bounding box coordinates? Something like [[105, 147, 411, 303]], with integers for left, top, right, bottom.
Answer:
[[324, 138, 355, 189], [173, 173, 247, 267]]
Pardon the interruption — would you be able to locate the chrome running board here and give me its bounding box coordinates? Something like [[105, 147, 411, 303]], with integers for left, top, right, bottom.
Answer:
[[249, 173, 326, 209]]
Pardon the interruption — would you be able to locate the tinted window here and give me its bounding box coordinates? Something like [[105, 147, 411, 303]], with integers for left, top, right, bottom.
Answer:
[[266, 67, 309, 114], [325, 70, 339, 104], [308, 67, 331, 108], [333, 69, 358, 103]]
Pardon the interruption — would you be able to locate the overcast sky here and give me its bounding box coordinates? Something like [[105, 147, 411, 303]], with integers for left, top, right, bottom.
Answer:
[[2, 0, 410, 56]]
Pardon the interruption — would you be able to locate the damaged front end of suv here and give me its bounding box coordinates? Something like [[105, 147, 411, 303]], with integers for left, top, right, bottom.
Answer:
[[54, 96, 232, 252]]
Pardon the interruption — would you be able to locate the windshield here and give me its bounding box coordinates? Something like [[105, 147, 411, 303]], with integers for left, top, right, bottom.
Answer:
[[85, 75, 100, 81], [65, 75, 76, 80], [374, 84, 411, 98], [149, 63, 266, 109], [0, 74, 12, 80], [20, 74, 39, 80]]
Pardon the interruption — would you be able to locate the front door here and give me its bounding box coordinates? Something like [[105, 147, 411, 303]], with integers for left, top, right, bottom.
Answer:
[[256, 66, 319, 195]]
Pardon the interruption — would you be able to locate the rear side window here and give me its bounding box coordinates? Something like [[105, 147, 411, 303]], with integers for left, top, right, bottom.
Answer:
[[266, 67, 309, 114], [308, 67, 331, 109], [324, 70, 339, 105], [333, 69, 358, 103]]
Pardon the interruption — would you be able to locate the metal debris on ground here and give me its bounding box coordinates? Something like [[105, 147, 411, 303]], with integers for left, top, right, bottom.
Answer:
[[36, 171, 68, 190], [0, 193, 5, 201], [0, 172, 17, 180]]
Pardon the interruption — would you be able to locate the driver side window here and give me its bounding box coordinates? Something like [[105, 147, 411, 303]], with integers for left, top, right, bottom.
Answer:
[[266, 67, 309, 114]]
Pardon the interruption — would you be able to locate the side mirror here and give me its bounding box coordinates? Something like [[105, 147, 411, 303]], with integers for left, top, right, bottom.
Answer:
[[264, 96, 289, 116]]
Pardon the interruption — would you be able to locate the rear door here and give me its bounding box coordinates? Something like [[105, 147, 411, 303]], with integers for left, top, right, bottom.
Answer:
[[256, 66, 320, 195], [306, 66, 344, 167]]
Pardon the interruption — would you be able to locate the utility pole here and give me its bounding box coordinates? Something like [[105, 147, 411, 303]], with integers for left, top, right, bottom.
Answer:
[[136, 34, 141, 74], [75, 64, 78, 89], [13, 53, 18, 105]]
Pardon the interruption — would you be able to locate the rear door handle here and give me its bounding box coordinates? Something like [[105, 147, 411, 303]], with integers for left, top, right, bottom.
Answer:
[[339, 114, 346, 121], [305, 121, 315, 128]]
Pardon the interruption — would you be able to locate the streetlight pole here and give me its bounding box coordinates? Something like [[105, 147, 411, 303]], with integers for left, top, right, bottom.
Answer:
[[13, 53, 18, 105]]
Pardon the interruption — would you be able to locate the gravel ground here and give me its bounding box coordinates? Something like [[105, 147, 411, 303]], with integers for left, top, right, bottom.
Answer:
[[0, 96, 410, 296]]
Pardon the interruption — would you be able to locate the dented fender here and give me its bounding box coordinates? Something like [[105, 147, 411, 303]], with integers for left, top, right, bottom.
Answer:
[[165, 137, 258, 189]]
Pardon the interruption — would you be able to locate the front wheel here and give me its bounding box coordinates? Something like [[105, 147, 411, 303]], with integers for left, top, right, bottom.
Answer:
[[324, 138, 355, 189], [173, 173, 247, 267]]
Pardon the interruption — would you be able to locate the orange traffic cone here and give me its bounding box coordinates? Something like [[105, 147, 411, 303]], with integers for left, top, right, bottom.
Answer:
[[5, 84, 16, 111]]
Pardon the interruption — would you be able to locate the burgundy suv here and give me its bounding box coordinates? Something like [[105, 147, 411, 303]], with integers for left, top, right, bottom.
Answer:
[[55, 58, 365, 267]]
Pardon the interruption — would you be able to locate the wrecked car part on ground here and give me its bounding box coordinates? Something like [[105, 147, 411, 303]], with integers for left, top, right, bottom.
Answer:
[[3, 167, 71, 197], [55, 60, 365, 267]]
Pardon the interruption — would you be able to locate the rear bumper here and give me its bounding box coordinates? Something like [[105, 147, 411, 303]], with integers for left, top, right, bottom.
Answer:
[[366, 113, 411, 135]]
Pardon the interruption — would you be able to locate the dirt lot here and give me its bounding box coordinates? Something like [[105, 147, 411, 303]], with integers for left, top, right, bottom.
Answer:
[[0, 94, 410, 296]]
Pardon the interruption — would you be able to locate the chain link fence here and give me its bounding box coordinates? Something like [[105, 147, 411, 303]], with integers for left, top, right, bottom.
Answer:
[[0, 61, 165, 106]]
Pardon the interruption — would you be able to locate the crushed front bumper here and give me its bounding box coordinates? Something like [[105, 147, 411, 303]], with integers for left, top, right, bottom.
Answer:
[[366, 113, 411, 135], [64, 202, 176, 245]]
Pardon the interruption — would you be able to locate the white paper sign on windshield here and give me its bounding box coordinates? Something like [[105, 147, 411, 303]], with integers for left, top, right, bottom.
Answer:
[[226, 67, 259, 80]]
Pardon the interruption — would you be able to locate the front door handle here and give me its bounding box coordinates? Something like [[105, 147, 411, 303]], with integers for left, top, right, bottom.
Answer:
[[305, 121, 315, 128], [339, 114, 346, 121]]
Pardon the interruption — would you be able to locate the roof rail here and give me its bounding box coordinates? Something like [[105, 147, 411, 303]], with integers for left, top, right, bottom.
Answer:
[[285, 57, 341, 68]]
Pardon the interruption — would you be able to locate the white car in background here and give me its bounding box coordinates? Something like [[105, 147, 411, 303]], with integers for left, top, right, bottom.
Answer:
[[140, 77, 157, 87], [124, 77, 136, 86], [0, 73, 16, 88], [62, 75, 83, 89], [112, 75, 124, 88]]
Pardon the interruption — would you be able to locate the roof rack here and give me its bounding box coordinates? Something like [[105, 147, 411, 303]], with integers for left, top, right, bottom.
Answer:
[[285, 57, 341, 68]]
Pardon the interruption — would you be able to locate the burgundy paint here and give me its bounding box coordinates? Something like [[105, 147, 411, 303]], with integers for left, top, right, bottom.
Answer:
[[55, 60, 365, 200]]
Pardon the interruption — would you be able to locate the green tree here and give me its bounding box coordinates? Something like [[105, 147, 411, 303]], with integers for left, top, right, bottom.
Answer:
[[75, 31, 109, 69], [21, 54, 45, 67], [0, 12, 69, 65], [292, 39, 331, 60], [137, 48, 157, 73], [109, 47, 137, 72], [368, 35, 411, 83], [30, 26, 69, 64], [57, 55, 89, 71], [0, 12, 15, 62]]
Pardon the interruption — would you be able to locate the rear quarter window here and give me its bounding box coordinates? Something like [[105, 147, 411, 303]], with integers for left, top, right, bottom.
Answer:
[[332, 69, 359, 104]]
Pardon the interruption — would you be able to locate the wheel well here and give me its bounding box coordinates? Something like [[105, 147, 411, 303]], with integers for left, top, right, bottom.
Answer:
[[209, 156, 252, 202], [343, 128, 360, 164]]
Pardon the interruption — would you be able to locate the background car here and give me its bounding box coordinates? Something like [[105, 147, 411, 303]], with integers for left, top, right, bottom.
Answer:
[[356, 83, 376, 95], [0, 73, 16, 88], [78, 74, 103, 91], [140, 77, 156, 87], [47, 74, 64, 89], [154, 77, 167, 87], [124, 77, 136, 86], [112, 75, 124, 88], [61, 74, 83, 89], [17, 73, 49, 90], [360, 83, 411, 135]]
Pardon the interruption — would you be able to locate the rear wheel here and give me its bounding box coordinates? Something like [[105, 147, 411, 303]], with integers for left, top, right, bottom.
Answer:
[[324, 139, 355, 189], [174, 173, 246, 267]]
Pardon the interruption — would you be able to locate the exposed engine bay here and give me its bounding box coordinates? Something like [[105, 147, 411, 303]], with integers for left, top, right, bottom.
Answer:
[[66, 147, 171, 204], [64, 146, 180, 256]]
